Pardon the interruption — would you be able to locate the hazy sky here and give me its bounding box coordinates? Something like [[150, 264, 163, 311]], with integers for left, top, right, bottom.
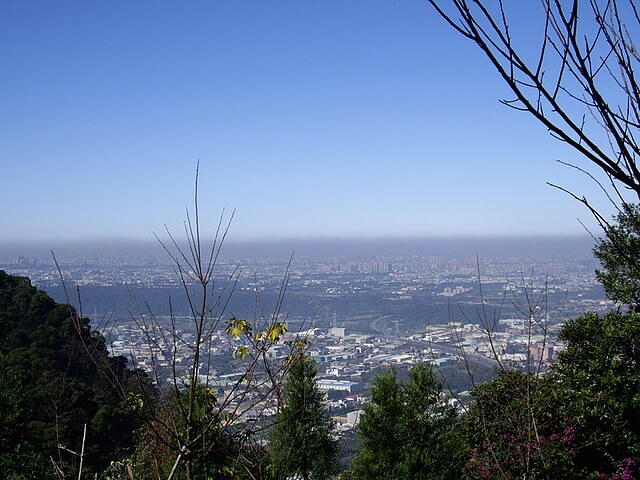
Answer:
[[0, 1, 620, 245]]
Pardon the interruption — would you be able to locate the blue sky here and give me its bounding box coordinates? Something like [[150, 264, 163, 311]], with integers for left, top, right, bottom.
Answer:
[[0, 1, 616, 245]]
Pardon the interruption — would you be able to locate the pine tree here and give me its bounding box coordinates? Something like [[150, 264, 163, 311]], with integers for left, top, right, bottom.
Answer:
[[269, 353, 338, 480], [349, 363, 463, 480]]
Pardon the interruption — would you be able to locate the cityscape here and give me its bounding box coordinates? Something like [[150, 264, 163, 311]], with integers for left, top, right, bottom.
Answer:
[[0, 242, 612, 432]]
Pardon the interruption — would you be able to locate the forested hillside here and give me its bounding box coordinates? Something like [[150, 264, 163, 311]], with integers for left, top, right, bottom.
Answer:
[[0, 270, 146, 479]]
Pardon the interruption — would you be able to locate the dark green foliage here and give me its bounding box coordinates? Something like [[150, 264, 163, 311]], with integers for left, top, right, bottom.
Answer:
[[461, 295, 640, 479], [269, 354, 339, 480], [349, 363, 463, 480], [553, 310, 640, 477], [0, 351, 49, 479], [462, 370, 574, 480], [594, 204, 640, 309], [0, 269, 145, 478]]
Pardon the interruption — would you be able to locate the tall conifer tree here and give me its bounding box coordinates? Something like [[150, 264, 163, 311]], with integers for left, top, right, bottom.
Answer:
[[269, 353, 338, 480], [349, 363, 463, 480]]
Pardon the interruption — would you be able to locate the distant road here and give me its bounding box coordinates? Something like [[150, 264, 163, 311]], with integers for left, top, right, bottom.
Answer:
[[363, 315, 498, 370]]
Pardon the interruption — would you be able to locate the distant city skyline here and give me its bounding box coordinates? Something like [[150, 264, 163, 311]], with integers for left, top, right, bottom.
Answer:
[[0, 2, 622, 245]]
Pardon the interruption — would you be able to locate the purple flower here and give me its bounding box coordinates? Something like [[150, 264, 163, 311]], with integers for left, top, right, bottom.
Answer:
[[562, 426, 576, 445]]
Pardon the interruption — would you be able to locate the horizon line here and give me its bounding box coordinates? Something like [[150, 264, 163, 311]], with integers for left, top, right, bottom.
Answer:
[[0, 234, 599, 259]]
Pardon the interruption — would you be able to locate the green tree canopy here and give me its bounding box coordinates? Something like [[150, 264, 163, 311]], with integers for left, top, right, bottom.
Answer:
[[553, 310, 640, 477], [461, 370, 574, 480], [269, 353, 338, 480], [349, 363, 463, 480], [0, 269, 147, 478], [594, 204, 640, 309]]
